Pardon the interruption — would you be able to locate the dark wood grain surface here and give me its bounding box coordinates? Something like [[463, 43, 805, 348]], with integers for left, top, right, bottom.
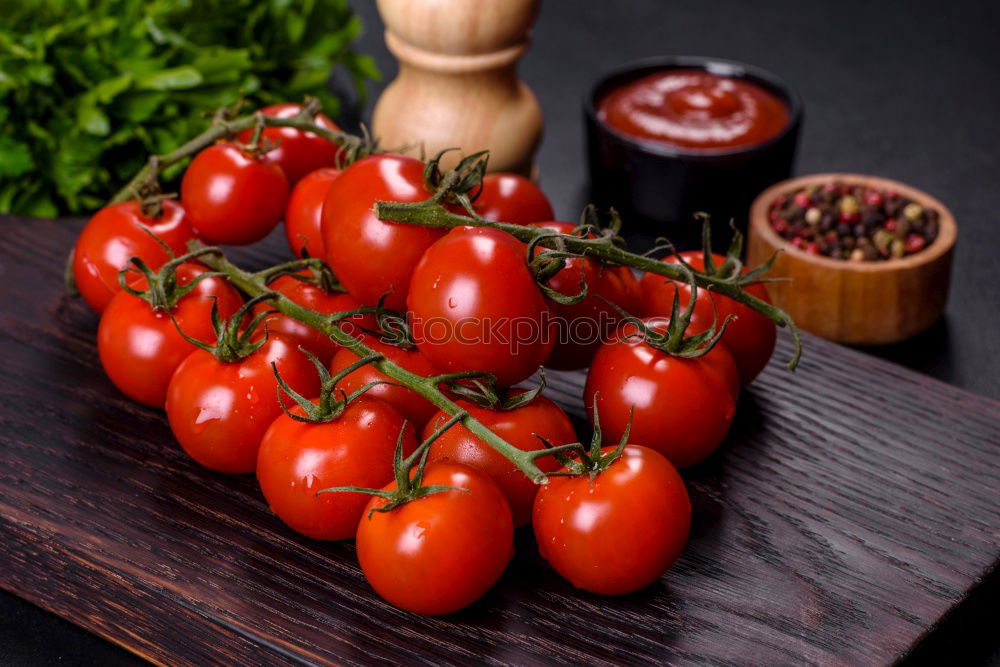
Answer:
[[1, 216, 997, 665]]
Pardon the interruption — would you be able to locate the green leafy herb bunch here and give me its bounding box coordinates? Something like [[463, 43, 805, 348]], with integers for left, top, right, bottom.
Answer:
[[0, 0, 378, 216]]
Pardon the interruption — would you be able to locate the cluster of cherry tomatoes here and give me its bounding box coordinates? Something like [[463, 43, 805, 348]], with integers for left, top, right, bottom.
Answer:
[[70, 103, 778, 615]]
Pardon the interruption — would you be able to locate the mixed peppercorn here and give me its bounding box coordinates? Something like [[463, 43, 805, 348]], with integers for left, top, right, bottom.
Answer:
[[768, 181, 940, 260]]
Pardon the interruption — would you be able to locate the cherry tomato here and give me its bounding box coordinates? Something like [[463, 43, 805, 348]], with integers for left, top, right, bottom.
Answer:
[[356, 462, 513, 615], [640, 252, 776, 386], [236, 103, 343, 184], [251, 272, 373, 366], [328, 331, 439, 429], [423, 390, 576, 527], [257, 399, 416, 540], [166, 335, 320, 474], [407, 227, 555, 388], [584, 317, 739, 469], [72, 199, 198, 313], [474, 173, 554, 224], [529, 221, 642, 370], [533, 445, 691, 595], [97, 263, 243, 407], [322, 155, 446, 310], [284, 167, 339, 258], [181, 142, 289, 245]]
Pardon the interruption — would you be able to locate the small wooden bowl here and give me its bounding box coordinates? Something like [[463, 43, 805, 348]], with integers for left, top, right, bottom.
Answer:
[[747, 174, 957, 345]]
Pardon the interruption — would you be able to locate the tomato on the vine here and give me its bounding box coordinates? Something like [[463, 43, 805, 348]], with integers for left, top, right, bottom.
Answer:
[[251, 271, 373, 366], [474, 173, 554, 224], [584, 317, 739, 469], [407, 226, 555, 388], [284, 167, 339, 258], [166, 334, 319, 474], [257, 399, 416, 540], [529, 221, 642, 370], [328, 331, 439, 429], [72, 199, 199, 313], [423, 389, 576, 526], [97, 262, 243, 407], [321, 154, 446, 310], [181, 142, 289, 246], [236, 103, 343, 184], [356, 462, 513, 615], [533, 445, 691, 595], [640, 252, 776, 386]]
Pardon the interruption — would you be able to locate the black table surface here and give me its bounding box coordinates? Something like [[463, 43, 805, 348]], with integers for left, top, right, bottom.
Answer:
[[2, 0, 998, 664]]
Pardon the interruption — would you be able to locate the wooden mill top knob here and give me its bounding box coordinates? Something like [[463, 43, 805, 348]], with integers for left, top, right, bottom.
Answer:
[[372, 0, 543, 175]]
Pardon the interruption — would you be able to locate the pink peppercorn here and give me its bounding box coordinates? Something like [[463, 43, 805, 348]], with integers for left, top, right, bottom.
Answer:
[[865, 190, 883, 207], [906, 234, 927, 253]]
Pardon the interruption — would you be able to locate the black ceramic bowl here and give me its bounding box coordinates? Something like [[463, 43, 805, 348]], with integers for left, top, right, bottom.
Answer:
[[585, 56, 802, 249]]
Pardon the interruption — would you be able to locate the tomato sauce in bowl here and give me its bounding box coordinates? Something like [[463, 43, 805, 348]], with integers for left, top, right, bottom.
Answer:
[[597, 69, 789, 152]]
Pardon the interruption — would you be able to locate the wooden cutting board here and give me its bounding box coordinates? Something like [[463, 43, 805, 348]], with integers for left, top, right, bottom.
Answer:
[[1, 216, 997, 665]]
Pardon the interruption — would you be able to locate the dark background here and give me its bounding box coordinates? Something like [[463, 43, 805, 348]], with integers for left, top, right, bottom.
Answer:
[[2, 0, 998, 663]]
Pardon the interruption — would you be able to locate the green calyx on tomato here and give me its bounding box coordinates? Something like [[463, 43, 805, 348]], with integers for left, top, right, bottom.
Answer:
[[611, 259, 733, 359], [172, 292, 277, 364], [526, 231, 590, 306], [680, 213, 778, 289], [318, 412, 471, 517], [445, 372, 548, 412], [117, 244, 223, 313], [542, 392, 631, 482], [361, 292, 417, 349], [422, 148, 490, 207], [272, 347, 384, 424], [261, 257, 346, 295]]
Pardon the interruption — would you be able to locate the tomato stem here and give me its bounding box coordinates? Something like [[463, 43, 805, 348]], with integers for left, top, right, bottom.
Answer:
[[373, 200, 803, 370], [195, 242, 554, 484], [108, 97, 373, 206]]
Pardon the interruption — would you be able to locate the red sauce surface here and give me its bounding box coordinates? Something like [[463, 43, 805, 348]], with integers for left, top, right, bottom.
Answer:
[[597, 69, 789, 151]]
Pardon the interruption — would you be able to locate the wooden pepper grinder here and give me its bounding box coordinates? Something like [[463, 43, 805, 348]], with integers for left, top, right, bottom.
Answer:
[[372, 0, 543, 176]]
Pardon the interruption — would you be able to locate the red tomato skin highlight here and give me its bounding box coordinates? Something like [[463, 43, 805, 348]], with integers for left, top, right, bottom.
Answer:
[[97, 263, 243, 408], [407, 226, 556, 388], [73, 199, 198, 313], [356, 462, 513, 615], [321, 154, 445, 310], [640, 252, 776, 386], [328, 332, 439, 430], [236, 103, 343, 184], [181, 142, 289, 246], [533, 445, 691, 595], [251, 272, 373, 366], [284, 167, 340, 258], [474, 173, 554, 224], [257, 399, 416, 540], [584, 317, 739, 469], [423, 391, 576, 527], [165, 335, 320, 474]]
